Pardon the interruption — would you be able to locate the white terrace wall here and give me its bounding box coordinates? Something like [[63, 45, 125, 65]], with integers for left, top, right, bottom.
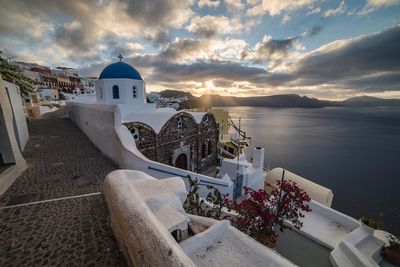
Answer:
[[0, 77, 28, 194], [67, 102, 234, 198]]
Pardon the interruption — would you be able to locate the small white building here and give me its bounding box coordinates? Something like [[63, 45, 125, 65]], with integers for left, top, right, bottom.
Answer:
[[53, 67, 78, 77], [148, 92, 161, 103], [80, 77, 96, 95], [37, 88, 59, 101]]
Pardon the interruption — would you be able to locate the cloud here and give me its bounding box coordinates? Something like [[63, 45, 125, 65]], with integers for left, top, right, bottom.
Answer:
[[132, 25, 400, 97], [323, 1, 346, 17], [0, 0, 194, 59], [1, 0, 399, 100], [145, 30, 172, 47], [159, 39, 211, 62], [307, 7, 321, 15], [153, 37, 248, 63], [255, 36, 299, 60], [79, 25, 400, 99], [359, 0, 400, 15], [54, 21, 92, 52], [306, 25, 323, 36], [198, 0, 221, 8], [224, 0, 245, 10], [282, 14, 291, 24], [186, 15, 230, 37], [247, 0, 316, 16], [122, 0, 193, 29], [242, 35, 303, 70], [291, 25, 400, 90], [186, 15, 254, 37]]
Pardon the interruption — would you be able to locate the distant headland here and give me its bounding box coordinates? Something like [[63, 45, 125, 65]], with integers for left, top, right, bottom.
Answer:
[[157, 90, 400, 109]]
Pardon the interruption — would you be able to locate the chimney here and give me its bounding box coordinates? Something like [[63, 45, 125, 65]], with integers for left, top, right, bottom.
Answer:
[[252, 147, 265, 168]]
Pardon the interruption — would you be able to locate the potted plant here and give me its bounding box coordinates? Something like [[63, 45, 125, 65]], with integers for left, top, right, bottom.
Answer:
[[226, 180, 312, 247], [382, 235, 400, 266], [359, 217, 379, 229]]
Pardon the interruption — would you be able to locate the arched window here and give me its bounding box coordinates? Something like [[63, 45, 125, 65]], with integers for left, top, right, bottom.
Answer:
[[133, 86, 137, 98], [202, 143, 207, 158], [177, 117, 183, 131], [112, 85, 119, 99], [208, 140, 212, 155]]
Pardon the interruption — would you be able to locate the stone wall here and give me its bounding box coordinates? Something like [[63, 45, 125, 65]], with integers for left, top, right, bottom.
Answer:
[[197, 113, 219, 172], [123, 112, 219, 172], [123, 122, 156, 160]]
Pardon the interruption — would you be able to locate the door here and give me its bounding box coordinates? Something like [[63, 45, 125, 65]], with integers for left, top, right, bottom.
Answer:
[[174, 153, 188, 170], [234, 174, 243, 199]]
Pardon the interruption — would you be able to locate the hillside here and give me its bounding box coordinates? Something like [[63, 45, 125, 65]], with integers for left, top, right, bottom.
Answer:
[[158, 90, 400, 109]]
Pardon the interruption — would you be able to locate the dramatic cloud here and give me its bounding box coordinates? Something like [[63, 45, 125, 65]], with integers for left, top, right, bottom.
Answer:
[[253, 36, 299, 61], [1, 0, 399, 99], [293, 25, 400, 83]]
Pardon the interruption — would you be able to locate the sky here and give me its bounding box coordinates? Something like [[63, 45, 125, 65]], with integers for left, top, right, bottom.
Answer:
[[0, 0, 400, 100]]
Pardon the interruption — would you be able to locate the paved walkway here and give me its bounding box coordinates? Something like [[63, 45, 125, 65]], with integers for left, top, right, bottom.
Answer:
[[0, 118, 126, 266]]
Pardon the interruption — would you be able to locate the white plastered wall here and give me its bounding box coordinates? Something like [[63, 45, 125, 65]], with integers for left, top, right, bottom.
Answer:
[[95, 78, 145, 105]]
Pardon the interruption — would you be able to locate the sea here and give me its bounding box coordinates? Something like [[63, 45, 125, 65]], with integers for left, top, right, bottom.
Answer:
[[222, 106, 400, 236]]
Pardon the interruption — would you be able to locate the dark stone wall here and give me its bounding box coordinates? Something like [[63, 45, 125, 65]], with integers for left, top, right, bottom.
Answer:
[[123, 122, 157, 160], [122, 112, 219, 171], [197, 113, 219, 171]]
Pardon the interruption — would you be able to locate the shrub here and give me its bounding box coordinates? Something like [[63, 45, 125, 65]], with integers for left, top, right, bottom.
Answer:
[[226, 180, 311, 246], [359, 217, 379, 229], [184, 177, 229, 220]]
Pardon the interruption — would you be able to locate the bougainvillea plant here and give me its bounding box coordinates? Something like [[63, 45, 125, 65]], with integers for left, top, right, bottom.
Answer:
[[226, 180, 312, 246]]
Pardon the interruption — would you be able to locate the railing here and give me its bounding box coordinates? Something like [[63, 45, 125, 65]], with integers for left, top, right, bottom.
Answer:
[[147, 166, 229, 187]]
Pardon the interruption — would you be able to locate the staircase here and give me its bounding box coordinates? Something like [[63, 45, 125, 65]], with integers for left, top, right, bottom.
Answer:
[[330, 224, 385, 267]]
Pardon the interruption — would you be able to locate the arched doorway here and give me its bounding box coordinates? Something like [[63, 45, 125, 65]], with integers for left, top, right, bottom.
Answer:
[[174, 153, 188, 170]]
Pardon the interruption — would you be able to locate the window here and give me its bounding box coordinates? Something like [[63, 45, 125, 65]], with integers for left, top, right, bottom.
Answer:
[[202, 143, 207, 158], [208, 140, 212, 155], [112, 85, 119, 99], [133, 86, 137, 98], [130, 127, 139, 141], [177, 117, 183, 131], [100, 87, 103, 99]]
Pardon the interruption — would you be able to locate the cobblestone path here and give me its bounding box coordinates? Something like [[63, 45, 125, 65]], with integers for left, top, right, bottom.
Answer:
[[0, 118, 126, 266]]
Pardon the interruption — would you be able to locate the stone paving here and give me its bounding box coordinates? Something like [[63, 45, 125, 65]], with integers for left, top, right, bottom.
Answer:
[[0, 118, 126, 266]]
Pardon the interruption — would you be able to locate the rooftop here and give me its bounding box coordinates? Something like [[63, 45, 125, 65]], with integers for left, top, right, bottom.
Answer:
[[99, 61, 142, 80]]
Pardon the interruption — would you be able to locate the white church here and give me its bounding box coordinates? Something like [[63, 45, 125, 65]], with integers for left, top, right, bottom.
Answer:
[[81, 57, 265, 198]]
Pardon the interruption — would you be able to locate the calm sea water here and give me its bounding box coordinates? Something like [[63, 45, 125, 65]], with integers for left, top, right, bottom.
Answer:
[[223, 106, 400, 236]]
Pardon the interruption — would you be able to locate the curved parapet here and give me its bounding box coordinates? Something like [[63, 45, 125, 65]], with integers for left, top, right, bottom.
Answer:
[[104, 170, 195, 267], [265, 168, 334, 207]]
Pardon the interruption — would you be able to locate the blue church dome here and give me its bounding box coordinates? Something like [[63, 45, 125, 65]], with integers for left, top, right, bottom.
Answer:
[[99, 61, 143, 80]]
